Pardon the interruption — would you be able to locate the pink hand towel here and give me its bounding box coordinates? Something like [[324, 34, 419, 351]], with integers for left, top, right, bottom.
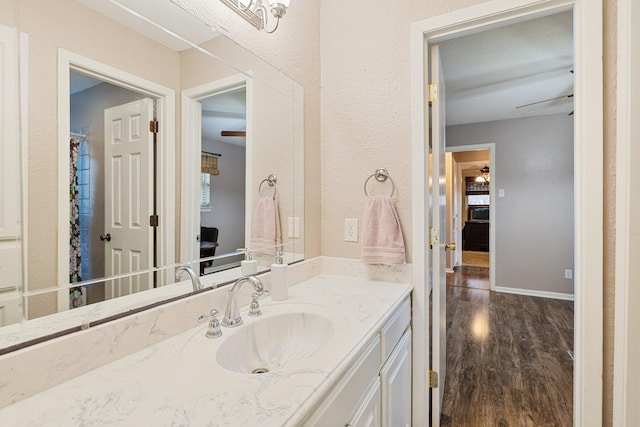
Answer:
[[250, 196, 282, 255], [361, 195, 406, 265]]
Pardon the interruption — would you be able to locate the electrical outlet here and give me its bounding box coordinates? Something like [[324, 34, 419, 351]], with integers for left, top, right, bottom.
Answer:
[[565, 269, 573, 279], [345, 218, 358, 242]]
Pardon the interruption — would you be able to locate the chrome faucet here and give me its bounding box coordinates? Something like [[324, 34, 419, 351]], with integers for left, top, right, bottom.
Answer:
[[222, 275, 264, 327], [176, 265, 202, 292]]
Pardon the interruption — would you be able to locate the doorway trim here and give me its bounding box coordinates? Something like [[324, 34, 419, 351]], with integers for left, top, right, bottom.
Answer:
[[446, 144, 495, 291], [614, 0, 640, 422], [411, 0, 603, 425], [57, 49, 176, 311], [180, 73, 253, 271]]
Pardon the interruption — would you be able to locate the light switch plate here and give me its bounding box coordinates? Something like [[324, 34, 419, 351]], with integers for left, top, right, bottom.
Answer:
[[288, 217, 300, 238]]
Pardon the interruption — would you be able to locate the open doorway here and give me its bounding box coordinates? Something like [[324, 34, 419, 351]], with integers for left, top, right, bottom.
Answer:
[[68, 70, 157, 307], [437, 10, 575, 426], [446, 148, 492, 290], [198, 87, 247, 275]]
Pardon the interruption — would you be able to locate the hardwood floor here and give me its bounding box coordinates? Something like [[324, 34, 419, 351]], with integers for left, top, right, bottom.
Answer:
[[462, 250, 490, 268], [441, 268, 574, 426]]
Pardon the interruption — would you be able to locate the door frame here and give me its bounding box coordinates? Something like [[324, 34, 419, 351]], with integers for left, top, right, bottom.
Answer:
[[57, 49, 176, 311], [613, 0, 640, 423], [180, 73, 253, 271], [447, 144, 495, 290], [411, 0, 603, 425]]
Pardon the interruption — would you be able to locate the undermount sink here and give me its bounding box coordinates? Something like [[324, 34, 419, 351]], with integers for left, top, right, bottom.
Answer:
[[216, 312, 334, 374]]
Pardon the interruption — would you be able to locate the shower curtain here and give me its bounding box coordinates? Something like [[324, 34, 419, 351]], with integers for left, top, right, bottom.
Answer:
[[69, 136, 87, 308]]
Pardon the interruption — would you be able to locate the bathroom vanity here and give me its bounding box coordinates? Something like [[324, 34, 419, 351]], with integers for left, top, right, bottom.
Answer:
[[0, 266, 412, 426]]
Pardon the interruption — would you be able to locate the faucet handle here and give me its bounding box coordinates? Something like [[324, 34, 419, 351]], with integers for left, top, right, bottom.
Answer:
[[197, 309, 222, 339], [248, 293, 262, 317], [197, 308, 219, 322]]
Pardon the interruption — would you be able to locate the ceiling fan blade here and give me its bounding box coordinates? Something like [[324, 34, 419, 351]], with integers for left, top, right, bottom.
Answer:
[[515, 93, 573, 109], [221, 130, 246, 137]]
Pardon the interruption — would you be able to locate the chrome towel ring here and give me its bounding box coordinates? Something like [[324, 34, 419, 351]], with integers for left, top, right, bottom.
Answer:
[[258, 174, 278, 199], [363, 168, 396, 197]]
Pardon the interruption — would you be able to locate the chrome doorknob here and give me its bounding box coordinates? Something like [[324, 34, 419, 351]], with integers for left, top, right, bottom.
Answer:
[[445, 243, 456, 250], [99, 233, 111, 242]]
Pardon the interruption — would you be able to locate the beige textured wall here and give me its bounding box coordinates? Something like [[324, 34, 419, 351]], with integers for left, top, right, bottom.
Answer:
[[319, 0, 487, 263]]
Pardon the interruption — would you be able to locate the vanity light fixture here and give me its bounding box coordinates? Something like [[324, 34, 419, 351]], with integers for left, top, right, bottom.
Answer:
[[220, 0, 291, 33]]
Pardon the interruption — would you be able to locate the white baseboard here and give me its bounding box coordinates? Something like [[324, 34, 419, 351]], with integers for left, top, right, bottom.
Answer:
[[494, 286, 574, 301], [446, 268, 455, 274]]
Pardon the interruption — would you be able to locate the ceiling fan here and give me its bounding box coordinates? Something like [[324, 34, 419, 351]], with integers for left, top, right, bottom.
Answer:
[[515, 70, 574, 115], [221, 130, 246, 137]]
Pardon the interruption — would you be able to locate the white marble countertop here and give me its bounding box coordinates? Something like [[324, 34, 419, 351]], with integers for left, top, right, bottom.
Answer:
[[0, 274, 412, 426]]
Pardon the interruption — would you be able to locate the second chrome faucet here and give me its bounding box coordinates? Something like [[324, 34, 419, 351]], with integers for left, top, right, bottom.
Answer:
[[222, 275, 265, 327]]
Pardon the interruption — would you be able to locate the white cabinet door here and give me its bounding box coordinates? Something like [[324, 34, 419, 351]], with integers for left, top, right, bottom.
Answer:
[[350, 378, 381, 427], [381, 328, 412, 427], [304, 335, 381, 426]]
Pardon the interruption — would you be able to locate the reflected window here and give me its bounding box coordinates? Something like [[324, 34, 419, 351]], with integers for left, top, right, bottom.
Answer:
[[201, 173, 211, 208]]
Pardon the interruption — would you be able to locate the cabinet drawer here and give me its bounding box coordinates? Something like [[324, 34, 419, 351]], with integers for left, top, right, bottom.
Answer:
[[304, 335, 382, 426], [380, 297, 410, 361]]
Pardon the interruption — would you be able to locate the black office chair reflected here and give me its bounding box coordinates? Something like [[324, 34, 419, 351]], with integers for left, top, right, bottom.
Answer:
[[200, 226, 219, 275]]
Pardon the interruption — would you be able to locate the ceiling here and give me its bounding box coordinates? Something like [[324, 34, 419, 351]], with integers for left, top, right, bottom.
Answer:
[[74, 0, 217, 51], [438, 10, 574, 126]]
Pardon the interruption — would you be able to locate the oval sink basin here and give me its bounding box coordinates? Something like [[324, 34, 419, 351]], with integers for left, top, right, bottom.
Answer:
[[216, 312, 334, 374]]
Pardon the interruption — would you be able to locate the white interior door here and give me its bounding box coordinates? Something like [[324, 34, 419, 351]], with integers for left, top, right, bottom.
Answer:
[[104, 98, 153, 298], [430, 44, 447, 426]]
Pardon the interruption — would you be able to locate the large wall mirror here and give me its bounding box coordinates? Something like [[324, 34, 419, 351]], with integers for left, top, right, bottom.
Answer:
[[0, 0, 304, 352]]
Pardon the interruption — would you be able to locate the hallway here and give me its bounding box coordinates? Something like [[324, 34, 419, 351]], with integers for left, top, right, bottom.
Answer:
[[441, 267, 574, 426]]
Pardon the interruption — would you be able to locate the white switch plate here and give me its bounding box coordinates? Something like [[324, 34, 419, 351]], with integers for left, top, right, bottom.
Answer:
[[565, 269, 573, 279], [288, 217, 300, 238], [498, 189, 505, 198], [345, 218, 358, 242]]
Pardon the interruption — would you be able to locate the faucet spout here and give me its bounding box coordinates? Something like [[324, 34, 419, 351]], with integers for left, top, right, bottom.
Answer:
[[222, 275, 264, 327], [176, 266, 202, 292]]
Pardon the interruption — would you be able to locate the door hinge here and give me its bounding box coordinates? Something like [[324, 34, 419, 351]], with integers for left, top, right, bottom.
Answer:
[[428, 227, 438, 247], [149, 120, 159, 134], [150, 215, 159, 227], [428, 83, 438, 103], [428, 370, 439, 388]]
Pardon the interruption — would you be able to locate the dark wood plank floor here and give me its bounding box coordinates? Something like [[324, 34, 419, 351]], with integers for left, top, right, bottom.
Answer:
[[440, 267, 574, 427]]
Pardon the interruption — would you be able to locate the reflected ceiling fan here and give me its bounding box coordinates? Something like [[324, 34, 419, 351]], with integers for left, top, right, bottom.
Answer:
[[221, 130, 247, 137], [515, 70, 574, 115]]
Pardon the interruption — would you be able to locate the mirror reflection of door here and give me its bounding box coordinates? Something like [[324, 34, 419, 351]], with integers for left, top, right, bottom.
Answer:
[[199, 87, 246, 275], [69, 70, 156, 307], [103, 98, 154, 299]]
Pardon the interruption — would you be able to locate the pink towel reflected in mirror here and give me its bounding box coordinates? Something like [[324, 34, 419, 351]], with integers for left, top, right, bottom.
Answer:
[[250, 196, 282, 255]]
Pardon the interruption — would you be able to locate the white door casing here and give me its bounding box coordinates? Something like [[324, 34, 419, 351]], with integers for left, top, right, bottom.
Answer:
[[104, 98, 154, 299], [447, 147, 497, 291], [613, 0, 640, 424], [429, 44, 448, 425], [0, 24, 23, 325], [57, 49, 175, 311], [411, 0, 603, 426], [181, 74, 252, 269]]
